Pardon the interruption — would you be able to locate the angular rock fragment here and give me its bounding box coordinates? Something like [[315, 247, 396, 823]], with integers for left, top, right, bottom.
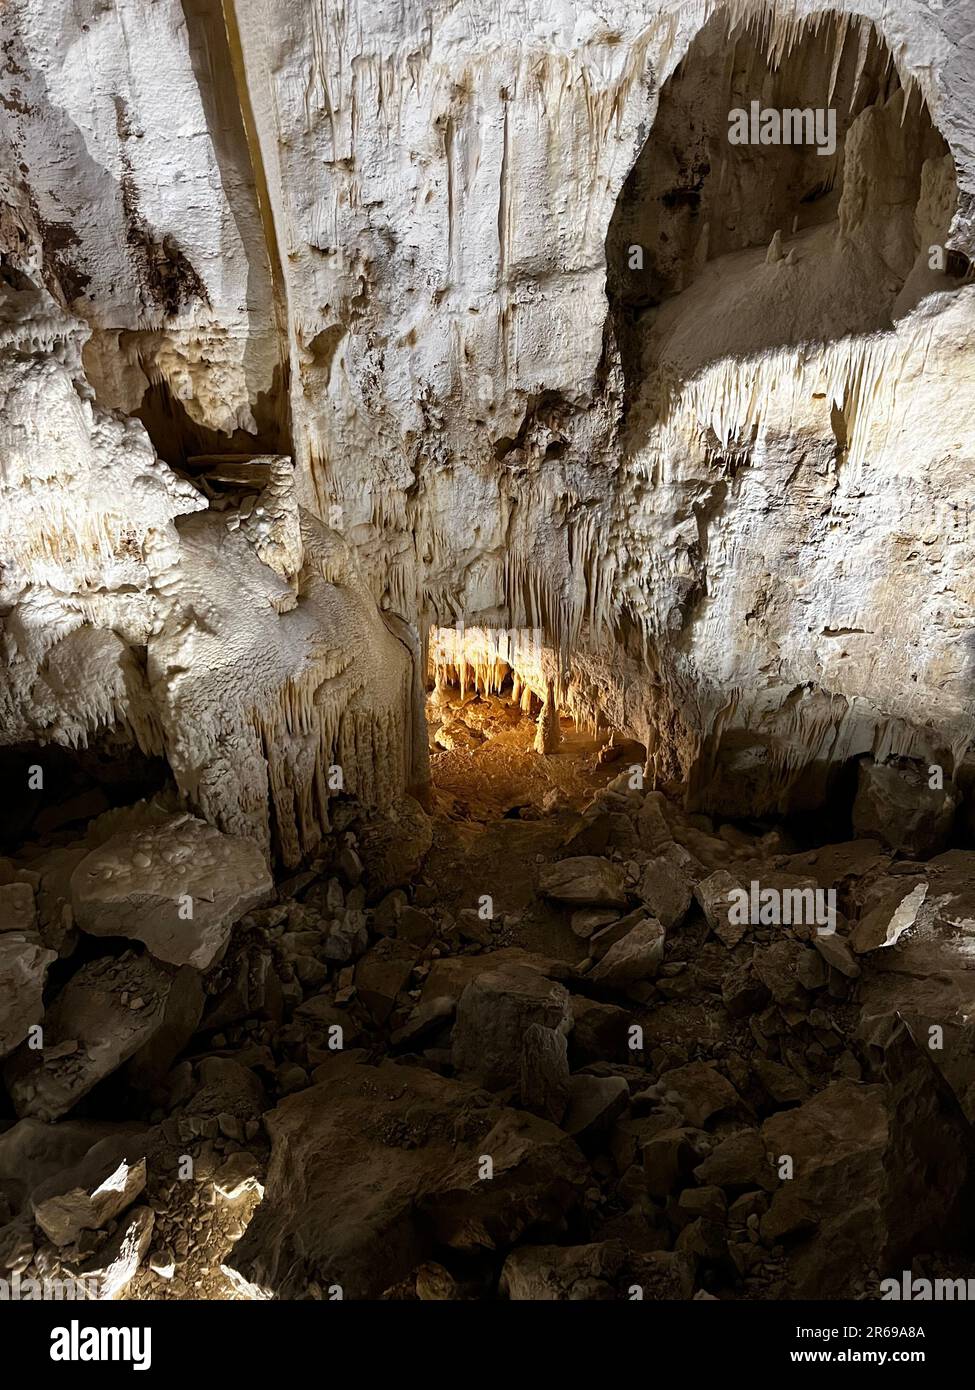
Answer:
[[0, 933, 56, 1059], [812, 931, 861, 978], [695, 870, 747, 948], [395, 906, 437, 946], [637, 846, 694, 929], [390, 995, 455, 1048], [33, 1156, 146, 1248], [421, 1107, 589, 1254], [71, 814, 273, 970], [562, 1074, 629, 1141], [693, 1129, 775, 1192], [5, 953, 202, 1119], [354, 938, 419, 1023], [751, 940, 810, 1014], [570, 908, 619, 940], [413, 1262, 458, 1300], [537, 856, 627, 908], [0, 882, 36, 934], [519, 1023, 570, 1125], [721, 961, 770, 1018], [321, 909, 369, 962], [72, 1205, 154, 1300], [568, 996, 630, 1065], [356, 797, 433, 898], [226, 1057, 587, 1299], [658, 1061, 741, 1127], [752, 1058, 809, 1106], [453, 964, 571, 1089], [635, 794, 673, 855], [852, 759, 957, 858], [0, 1117, 143, 1217], [589, 918, 665, 987], [642, 1127, 703, 1197], [762, 1080, 966, 1296], [420, 947, 570, 1004], [852, 882, 927, 953], [781, 839, 890, 891], [588, 908, 647, 960]]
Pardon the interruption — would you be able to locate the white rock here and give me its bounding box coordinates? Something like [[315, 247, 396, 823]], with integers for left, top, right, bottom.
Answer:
[[33, 1157, 147, 1249], [71, 814, 273, 970]]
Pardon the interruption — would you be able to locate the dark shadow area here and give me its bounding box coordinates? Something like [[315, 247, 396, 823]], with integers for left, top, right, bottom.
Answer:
[[0, 740, 170, 854]]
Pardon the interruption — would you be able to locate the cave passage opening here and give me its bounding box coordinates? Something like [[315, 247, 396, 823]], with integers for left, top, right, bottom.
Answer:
[[0, 737, 171, 857], [423, 623, 646, 824], [606, 7, 961, 413]]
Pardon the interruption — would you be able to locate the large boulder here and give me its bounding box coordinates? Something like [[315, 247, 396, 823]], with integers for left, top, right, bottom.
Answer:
[[762, 1080, 967, 1296], [71, 813, 273, 970], [453, 964, 572, 1089], [226, 1056, 588, 1299], [852, 759, 957, 858]]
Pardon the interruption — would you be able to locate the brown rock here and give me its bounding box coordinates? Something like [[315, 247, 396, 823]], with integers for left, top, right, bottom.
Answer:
[[453, 965, 571, 1089], [537, 857, 627, 908], [227, 1057, 587, 1299], [658, 1061, 741, 1128], [354, 939, 419, 1023], [695, 871, 747, 948], [70, 814, 273, 970], [519, 1024, 570, 1125]]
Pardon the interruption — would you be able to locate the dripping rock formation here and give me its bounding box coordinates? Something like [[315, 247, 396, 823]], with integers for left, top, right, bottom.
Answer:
[[0, 0, 975, 1318]]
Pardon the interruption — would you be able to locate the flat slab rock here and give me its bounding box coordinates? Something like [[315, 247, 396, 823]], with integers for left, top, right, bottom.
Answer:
[[537, 856, 627, 908], [589, 917, 665, 987], [70, 813, 273, 970], [4, 952, 202, 1120]]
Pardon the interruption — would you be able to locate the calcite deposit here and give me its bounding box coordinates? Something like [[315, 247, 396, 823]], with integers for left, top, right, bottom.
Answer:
[[1, 0, 975, 1322]]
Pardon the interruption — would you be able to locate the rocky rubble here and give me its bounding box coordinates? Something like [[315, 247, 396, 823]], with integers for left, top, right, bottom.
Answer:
[[0, 727, 974, 1302]]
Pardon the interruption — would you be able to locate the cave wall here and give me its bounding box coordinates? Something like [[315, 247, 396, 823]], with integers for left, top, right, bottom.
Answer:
[[2, 0, 975, 829]]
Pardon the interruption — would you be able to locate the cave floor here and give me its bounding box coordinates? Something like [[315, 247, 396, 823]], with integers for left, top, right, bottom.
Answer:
[[5, 687, 975, 1302]]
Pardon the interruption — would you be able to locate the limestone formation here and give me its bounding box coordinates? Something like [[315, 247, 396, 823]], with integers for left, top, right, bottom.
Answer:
[[71, 814, 274, 969], [1, 0, 975, 1322]]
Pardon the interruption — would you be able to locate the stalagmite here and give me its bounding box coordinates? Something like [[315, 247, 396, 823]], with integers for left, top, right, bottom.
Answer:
[[534, 680, 562, 755]]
